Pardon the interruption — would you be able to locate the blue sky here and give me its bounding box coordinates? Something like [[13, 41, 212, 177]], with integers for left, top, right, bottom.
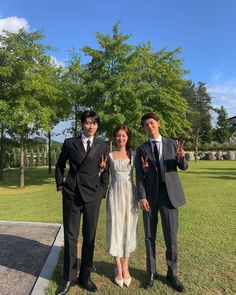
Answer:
[[1, 0, 236, 141]]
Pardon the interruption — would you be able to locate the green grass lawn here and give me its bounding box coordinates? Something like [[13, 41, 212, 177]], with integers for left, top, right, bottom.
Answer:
[[0, 162, 236, 294]]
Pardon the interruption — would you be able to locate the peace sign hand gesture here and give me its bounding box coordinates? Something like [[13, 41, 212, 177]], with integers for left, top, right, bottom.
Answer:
[[141, 155, 149, 171], [176, 136, 186, 160], [100, 155, 108, 169]]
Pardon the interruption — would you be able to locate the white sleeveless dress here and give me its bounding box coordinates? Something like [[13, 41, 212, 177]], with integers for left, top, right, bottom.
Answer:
[[106, 153, 138, 257]]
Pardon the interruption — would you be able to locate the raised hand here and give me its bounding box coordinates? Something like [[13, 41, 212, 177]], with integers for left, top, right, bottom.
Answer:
[[141, 155, 149, 171], [176, 136, 186, 159], [100, 155, 108, 169]]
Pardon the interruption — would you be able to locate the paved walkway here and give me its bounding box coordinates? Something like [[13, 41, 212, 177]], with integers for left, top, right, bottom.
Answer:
[[0, 221, 63, 295]]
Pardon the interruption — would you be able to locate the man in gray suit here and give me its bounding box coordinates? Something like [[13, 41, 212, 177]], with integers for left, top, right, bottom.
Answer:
[[135, 112, 188, 293]]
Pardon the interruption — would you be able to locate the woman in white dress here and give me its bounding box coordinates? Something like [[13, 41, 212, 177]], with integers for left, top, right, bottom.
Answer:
[[106, 124, 138, 288]]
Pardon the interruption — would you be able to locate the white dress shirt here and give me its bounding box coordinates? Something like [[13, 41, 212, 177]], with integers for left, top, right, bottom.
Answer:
[[82, 133, 94, 152], [149, 135, 165, 181]]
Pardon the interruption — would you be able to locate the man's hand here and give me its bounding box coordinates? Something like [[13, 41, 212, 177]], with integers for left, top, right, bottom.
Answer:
[[100, 155, 108, 169], [141, 155, 149, 171], [176, 137, 186, 160], [57, 186, 63, 192], [176, 146, 186, 160], [140, 199, 150, 211]]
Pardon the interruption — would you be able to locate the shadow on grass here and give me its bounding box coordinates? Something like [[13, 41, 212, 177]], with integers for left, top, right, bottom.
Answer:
[[0, 167, 55, 188], [52, 257, 169, 288], [186, 169, 236, 179], [200, 167, 236, 171]]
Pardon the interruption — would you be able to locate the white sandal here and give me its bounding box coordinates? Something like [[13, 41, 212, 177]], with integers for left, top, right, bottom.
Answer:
[[122, 267, 131, 287], [114, 267, 123, 288]]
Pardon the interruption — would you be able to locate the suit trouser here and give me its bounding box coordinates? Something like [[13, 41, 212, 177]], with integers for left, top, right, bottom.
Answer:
[[62, 187, 102, 281], [143, 182, 178, 277]]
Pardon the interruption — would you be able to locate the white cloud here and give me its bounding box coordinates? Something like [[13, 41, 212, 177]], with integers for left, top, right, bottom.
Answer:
[[0, 16, 29, 35], [50, 55, 65, 68], [208, 79, 236, 118]]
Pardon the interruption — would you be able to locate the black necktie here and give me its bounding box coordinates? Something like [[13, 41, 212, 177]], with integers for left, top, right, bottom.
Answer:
[[153, 141, 161, 182], [87, 139, 91, 153]]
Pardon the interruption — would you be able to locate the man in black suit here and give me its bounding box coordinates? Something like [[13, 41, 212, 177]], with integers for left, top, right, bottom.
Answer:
[[135, 112, 188, 293], [55, 110, 109, 294]]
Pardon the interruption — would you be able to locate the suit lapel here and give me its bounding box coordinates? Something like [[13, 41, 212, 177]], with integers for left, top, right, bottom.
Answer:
[[73, 135, 87, 159], [162, 137, 168, 161], [143, 140, 157, 169], [87, 138, 100, 159]]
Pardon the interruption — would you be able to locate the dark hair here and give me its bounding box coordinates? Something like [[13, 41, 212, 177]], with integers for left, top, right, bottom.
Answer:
[[114, 124, 132, 164], [80, 110, 100, 125], [141, 112, 160, 126]]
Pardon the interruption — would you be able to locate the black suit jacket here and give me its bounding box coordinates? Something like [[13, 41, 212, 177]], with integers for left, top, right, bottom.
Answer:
[[135, 137, 188, 208], [55, 135, 109, 202]]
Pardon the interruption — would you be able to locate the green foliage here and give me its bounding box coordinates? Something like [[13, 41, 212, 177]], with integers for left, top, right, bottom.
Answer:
[[61, 50, 86, 137], [182, 80, 213, 143], [214, 106, 230, 143], [0, 30, 56, 137], [81, 24, 190, 145], [0, 29, 65, 186]]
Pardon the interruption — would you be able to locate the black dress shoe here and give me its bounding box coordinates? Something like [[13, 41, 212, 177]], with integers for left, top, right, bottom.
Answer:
[[55, 280, 75, 295], [143, 273, 155, 289], [166, 275, 185, 293], [78, 277, 98, 292]]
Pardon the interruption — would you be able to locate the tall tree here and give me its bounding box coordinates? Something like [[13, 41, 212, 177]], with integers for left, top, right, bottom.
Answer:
[[0, 42, 12, 180], [214, 106, 230, 143], [134, 44, 190, 138], [182, 81, 213, 160], [0, 29, 62, 187], [81, 24, 190, 146], [44, 62, 67, 174], [62, 50, 86, 137], [82, 24, 141, 144]]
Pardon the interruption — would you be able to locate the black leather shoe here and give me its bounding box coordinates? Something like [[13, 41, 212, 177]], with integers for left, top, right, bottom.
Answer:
[[166, 275, 185, 293], [143, 273, 155, 289], [78, 277, 98, 292], [55, 280, 75, 295]]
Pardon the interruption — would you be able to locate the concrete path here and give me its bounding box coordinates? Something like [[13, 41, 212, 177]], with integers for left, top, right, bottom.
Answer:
[[0, 221, 63, 295]]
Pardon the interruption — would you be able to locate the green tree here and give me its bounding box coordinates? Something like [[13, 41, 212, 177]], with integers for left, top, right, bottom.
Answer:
[[81, 24, 190, 146], [62, 50, 86, 137], [134, 44, 190, 139], [182, 81, 213, 160], [0, 61, 11, 179], [45, 63, 67, 174], [0, 29, 62, 187], [214, 106, 230, 143]]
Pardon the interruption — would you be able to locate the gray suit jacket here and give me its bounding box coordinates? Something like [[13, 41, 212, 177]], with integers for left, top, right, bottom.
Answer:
[[135, 137, 188, 208]]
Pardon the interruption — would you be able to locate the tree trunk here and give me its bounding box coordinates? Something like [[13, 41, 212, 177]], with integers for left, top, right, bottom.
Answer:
[[0, 124, 4, 180], [19, 137, 24, 188], [109, 140, 113, 152], [48, 130, 52, 174]]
